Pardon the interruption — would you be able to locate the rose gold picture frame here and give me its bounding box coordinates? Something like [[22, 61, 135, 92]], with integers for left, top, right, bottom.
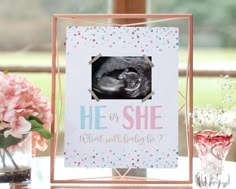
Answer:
[[50, 14, 193, 185]]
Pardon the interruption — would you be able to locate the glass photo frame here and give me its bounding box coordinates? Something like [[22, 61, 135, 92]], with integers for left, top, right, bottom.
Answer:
[[50, 14, 193, 185]]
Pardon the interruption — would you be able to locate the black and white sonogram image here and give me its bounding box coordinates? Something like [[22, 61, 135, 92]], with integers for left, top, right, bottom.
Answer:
[[92, 56, 152, 99]]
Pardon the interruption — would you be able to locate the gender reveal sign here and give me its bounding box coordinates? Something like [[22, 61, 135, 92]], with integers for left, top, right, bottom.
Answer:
[[64, 27, 179, 168]]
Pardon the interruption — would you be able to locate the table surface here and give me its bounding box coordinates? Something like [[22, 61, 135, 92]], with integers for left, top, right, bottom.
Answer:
[[1, 156, 235, 189]]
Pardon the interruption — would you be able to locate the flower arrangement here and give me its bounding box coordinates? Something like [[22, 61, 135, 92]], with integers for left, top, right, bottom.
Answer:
[[0, 71, 53, 170], [192, 75, 236, 134], [192, 76, 236, 188]]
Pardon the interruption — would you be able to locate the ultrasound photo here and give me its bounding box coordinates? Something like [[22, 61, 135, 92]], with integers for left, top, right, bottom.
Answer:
[[92, 56, 152, 99]]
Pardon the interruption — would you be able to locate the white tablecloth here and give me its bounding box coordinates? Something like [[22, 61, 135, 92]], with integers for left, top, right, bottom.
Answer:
[[1, 156, 235, 189]]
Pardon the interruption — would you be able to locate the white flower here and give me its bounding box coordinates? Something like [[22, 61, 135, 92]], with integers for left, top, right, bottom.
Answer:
[[192, 75, 236, 134]]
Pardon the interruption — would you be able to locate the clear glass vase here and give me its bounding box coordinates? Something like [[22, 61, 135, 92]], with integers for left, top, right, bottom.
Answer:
[[194, 130, 233, 189], [0, 132, 32, 185]]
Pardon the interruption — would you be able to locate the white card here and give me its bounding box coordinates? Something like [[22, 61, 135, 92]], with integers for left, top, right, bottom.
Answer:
[[64, 26, 179, 168]]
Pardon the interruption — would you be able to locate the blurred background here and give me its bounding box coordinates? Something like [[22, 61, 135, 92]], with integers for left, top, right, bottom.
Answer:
[[1, 0, 236, 102], [1, 0, 236, 50], [0, 0, 235, 159]]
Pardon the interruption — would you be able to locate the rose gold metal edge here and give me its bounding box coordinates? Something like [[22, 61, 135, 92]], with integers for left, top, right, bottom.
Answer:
[[53, 13, 193, 19], [50, 15, 57, 183], [50, 14, 194, 185], [50, 184, 192, 189], [51, 179, 192, 185], [188, 14, 194, 184]]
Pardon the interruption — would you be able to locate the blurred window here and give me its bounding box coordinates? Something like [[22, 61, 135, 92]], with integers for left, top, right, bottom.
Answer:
[[147, 0, 236, 49], [0, 0, 111, 52]]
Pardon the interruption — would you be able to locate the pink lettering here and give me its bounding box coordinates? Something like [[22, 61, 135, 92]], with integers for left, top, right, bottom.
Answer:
[[123, 105, 134, 129], [151, 106, 162, 129], [136, 106, 148, 129], [123, 105, 162, 130]]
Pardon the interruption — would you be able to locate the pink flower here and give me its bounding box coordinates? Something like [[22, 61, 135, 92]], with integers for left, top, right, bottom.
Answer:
[[0, 120, 8, 130], [4, 116, 31, 138], [32, 132, 48, 156], [0, 71, 52, 154]]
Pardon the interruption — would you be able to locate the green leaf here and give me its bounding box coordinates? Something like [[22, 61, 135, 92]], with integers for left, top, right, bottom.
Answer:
[[27, 115, 43, 124], [29, 120, 53, 140], [32, 127, 53, 140], [0, 129, 28, 149]]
